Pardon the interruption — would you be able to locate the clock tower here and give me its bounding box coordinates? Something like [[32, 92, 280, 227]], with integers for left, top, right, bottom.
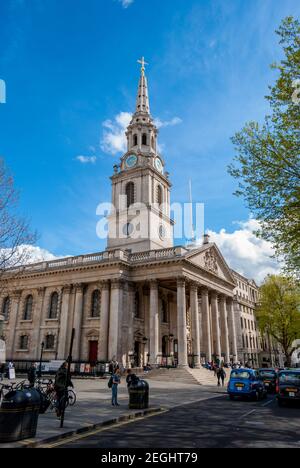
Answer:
[[107, 58, 174, 253]]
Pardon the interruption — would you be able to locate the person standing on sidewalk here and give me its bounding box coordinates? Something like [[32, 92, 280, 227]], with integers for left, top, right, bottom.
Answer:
[[111, 368, 121, 407], [27, 362, 37, 387]]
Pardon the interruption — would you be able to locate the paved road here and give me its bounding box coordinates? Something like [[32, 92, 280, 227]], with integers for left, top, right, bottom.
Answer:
[[54, 395, 300, 449]]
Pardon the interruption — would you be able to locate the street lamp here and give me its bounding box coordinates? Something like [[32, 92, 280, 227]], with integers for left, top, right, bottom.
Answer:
[[38, 341, 45, 378]]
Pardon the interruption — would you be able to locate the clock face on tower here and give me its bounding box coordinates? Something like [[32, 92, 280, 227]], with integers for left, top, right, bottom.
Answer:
[[125, 154, 138, 169], [155, 157, 163, 173]]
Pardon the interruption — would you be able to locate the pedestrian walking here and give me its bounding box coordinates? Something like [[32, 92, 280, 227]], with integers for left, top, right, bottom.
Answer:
[[54, 362, 74, 417], [0, 362, 5, 381], [111, 368, 121, 407], [217, 367, 226, 387], [27, 362, 37, 387]]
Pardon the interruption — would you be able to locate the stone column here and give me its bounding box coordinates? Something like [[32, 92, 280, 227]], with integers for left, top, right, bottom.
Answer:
[[201, 288, 212, 363], [57, 285, 72, 360], [177, 278, 188, 368], [227, 297, 238, 362], [33, 287, 46, 360], [219, 295, 230, 364], [149, 280, 159, 365], [7, 290, 22, 359], [126, 283, 136, 367], [211, 292, 221, 360], [98, 281, 110, 362], [190, 283, 201, 368], [72, 284, 84, 361], [108, 279, 123, 361]]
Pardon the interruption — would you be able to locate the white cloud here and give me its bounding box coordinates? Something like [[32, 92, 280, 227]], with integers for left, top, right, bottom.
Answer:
[[1, 245, 62, 268], [76, 155, 97, 164], [154, 117, 183, 128], [206, 218, 282, 284], [118, 0, 134, 8], [101, 112, 182, 155], [101, 112, 132, 155]]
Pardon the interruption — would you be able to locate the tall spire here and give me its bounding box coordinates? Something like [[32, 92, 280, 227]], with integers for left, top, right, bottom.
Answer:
[[135, 57, 150, 115]]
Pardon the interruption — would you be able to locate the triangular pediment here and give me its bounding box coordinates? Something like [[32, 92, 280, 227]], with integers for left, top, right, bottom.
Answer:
[[184, 243, 236, 284]]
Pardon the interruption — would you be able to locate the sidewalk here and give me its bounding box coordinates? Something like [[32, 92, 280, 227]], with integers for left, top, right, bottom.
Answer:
[[0, 378, 227, 448]]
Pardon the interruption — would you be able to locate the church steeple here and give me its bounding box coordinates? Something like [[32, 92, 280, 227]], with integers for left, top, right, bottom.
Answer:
[[135, 57, 150, 115]]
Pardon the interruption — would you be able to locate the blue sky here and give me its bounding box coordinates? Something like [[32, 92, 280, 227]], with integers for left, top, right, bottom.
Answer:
[[0, 0, 299, 279]]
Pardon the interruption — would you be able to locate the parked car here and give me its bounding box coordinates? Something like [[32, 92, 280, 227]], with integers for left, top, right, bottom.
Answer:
[[228, 368, 267, 401], [277, 369, 300, 407], [258, 368, 277, 393]]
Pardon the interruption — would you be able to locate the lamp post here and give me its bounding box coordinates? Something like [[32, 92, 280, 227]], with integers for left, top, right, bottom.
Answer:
[[38, 341, 45, 378]]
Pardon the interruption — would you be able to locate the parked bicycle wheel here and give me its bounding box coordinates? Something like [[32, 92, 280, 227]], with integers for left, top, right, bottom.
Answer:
[[68, 389, 76, 407]]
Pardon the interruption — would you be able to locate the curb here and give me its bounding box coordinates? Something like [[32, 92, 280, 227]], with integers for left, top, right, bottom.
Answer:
[[18, 407, 164, 448]]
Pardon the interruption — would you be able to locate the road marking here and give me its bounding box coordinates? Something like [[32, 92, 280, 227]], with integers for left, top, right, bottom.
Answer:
[[237, 397, 276, 421], [39, 408, 170, 448]]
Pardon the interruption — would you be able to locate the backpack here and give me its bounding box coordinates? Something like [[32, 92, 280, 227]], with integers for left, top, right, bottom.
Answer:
[[108, 376, 113, 388]]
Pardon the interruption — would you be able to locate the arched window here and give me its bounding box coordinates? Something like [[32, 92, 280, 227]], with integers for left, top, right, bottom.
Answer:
[[134, 291, 140, 318], [91, 290, 101, 318], [142, 133, 147, 145], [49, 292, 59, 319], [2, 297, 10, 321], [133, 134, 138, 146], [156, 185, 163, 206], [23, 295, 33, 321], [19, 335, 28, 350], [45, 334, 55, 350], [125, 182, 135, 208]]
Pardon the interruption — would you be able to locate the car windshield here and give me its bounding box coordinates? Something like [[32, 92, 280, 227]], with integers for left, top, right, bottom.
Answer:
[[279, 372, 300, 384], [259, 370, 276, 377], [231, 371, 251, 380]]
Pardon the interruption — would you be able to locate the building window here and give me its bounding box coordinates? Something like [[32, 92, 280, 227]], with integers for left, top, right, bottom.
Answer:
[[161, 299, 168, 323], [125, 182, 135, 208], [2, 297, 10, 321], [246, 335, 249, 348], [142, 133, 147, 145], [91, 290, 101, 318], [134, 291, 140, 318], [133, 134, 138, 146], [242, 335, 245, 348], [156, 185, 163, 206], [49, 292, 59, 319], [23, 295, 33, 321], [19, 335, 28, 350], [45, 334, 55, 350], [240, 317, 243, 329]]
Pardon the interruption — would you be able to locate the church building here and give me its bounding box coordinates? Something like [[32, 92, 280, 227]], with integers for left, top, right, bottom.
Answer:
[[0, 60, 264, 369]]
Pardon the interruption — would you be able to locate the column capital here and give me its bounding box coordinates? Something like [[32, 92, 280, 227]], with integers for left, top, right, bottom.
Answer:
[[210, 290, 218, 300], [62, 284, 72, 294], [111, 278, 125, 290], [176, 277, 186, 288], [99, 280, 110, 291], [200, 286, 209, 296], [11, 290, 22, 300], [74, 283, 84, 293], [218, 294, 227, 304], [226, 296, 234, 305], [149, 279, 158, 290], [189, 282, 199, 293], [37, 287, 46, 296]]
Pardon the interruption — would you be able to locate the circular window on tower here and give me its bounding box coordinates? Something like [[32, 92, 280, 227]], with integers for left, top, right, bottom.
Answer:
[[159, 224, 166, 240], [123, 223, 134, 237]]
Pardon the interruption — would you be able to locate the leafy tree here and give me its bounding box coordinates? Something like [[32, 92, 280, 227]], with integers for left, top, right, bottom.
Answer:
[[0, 158, 36, 292], [228, 17, 300, 277], [256, 275, 300, 367]]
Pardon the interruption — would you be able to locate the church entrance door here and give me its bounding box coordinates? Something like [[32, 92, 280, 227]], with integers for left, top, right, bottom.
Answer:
[[89, 340, 98, 364], [134, 341, 141, 367]]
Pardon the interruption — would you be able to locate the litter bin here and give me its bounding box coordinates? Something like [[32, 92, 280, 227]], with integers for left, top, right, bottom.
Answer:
[[0, 388, 41, 443], [129, 379, 149, 409]]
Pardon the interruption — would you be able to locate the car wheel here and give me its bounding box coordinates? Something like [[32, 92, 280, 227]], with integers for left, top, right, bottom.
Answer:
[[229, 395, 234, 401], [278, 399, 284, 407]]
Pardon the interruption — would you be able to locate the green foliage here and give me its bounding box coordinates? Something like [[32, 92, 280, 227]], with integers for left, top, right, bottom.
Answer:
[[228, 17, 300, 277], [256, 275, 300, 365]]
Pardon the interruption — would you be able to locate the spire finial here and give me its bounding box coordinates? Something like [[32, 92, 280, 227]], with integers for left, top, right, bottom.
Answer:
[[137, 56, 148, 75]]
